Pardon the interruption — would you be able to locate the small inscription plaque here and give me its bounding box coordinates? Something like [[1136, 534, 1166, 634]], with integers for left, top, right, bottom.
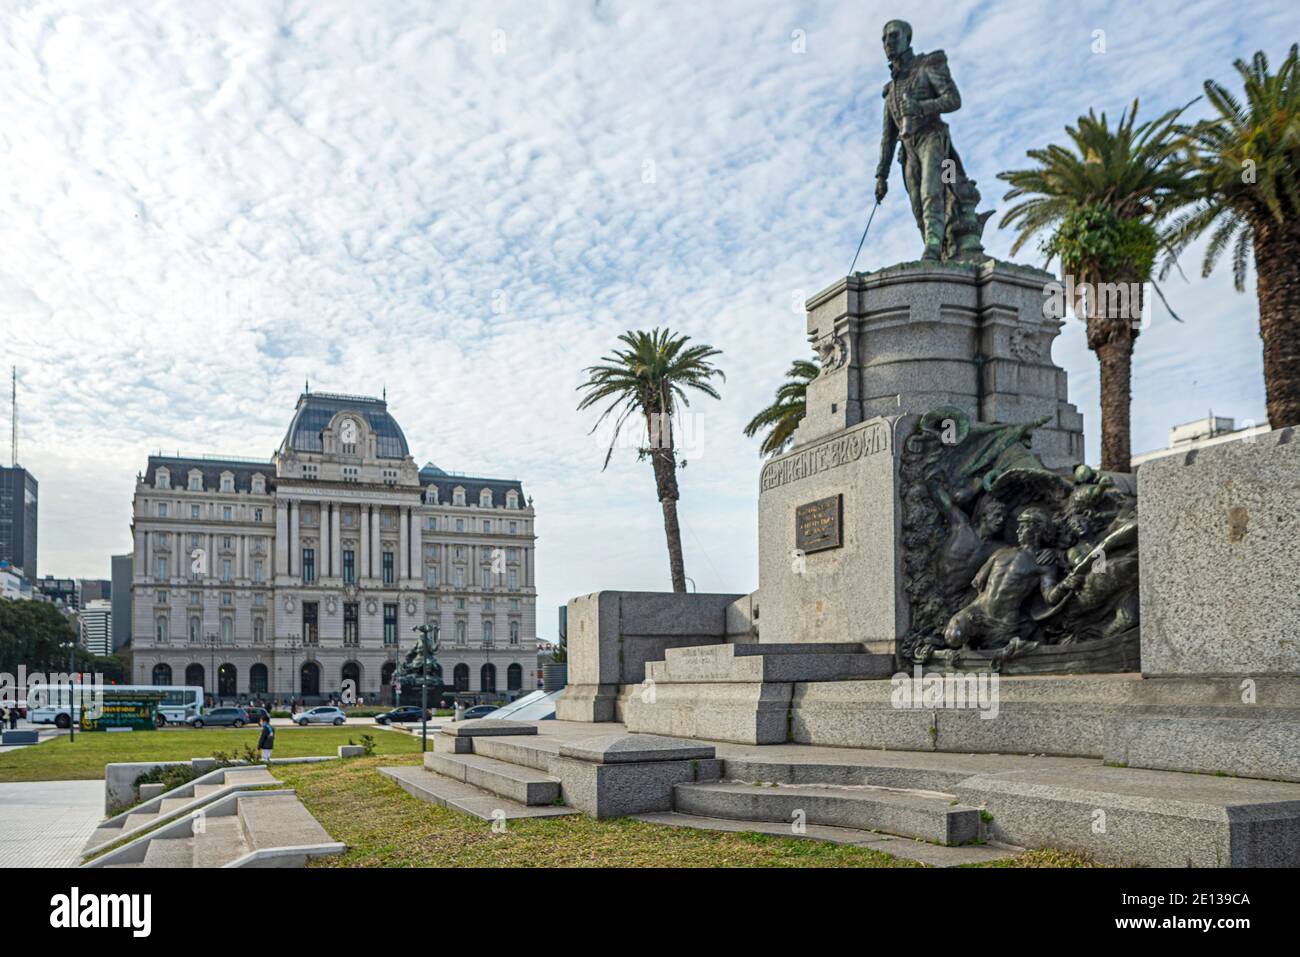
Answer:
[[795, 495, 843, 553]]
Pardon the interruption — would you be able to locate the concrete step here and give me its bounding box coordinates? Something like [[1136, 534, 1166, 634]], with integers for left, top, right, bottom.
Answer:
[[158, 797, 193, 813], [650, 643, 895, 683], [673, 781, 982, 846], [425, 752, 561, 806], [193, 815, 248, 867], [380, 766, 579, 821], [721, 758, 971, 793], [237, 794, 333, 852], [142, 836, 194, 867], [632, 811, 1019, 867], [122, 811, 159, 832], [192, 784, 227, 799], [468, 734, 560, 772]]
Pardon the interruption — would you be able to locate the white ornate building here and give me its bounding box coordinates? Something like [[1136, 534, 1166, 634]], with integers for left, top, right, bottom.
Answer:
[[128, 391, 538, 704]]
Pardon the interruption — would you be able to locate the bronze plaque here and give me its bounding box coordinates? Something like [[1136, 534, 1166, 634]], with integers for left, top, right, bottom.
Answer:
[[795, 495, 843, 553]]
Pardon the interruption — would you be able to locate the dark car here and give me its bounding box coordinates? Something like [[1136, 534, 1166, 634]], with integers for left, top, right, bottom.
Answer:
[[243, 707, 270, 724], [376, 706, 425, 725], [188, 707, 248, 728], [461, 705, 499, 720]]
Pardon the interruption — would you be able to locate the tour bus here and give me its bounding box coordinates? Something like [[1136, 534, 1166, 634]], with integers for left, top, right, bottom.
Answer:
[[27, 683, 204, 728]]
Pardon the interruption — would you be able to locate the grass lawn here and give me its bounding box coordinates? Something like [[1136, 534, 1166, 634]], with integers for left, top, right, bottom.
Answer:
[[269, 755, 1005, 868], [0, 727, 422, 782]]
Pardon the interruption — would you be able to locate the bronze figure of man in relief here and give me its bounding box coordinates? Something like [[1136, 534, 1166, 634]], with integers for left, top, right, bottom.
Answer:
[[874, 20, 990, 263]]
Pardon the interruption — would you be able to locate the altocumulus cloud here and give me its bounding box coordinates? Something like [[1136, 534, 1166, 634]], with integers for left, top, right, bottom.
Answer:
[[1, 0, 1293, 619]]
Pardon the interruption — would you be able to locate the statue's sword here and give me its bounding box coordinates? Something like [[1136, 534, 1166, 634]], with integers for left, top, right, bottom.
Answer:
[[848, 198, 880, 275]]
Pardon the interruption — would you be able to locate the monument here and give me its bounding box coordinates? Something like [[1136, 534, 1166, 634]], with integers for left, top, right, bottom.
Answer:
[[543, 21, 1300, 866]]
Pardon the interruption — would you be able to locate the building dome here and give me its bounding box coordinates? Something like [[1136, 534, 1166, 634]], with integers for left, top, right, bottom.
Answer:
[[283, 392, 411, 460]]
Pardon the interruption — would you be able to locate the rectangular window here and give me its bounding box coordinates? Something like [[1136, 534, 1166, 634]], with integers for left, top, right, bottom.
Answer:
[[157, 503, 168, 518], [156, 590, 167, 604], [382, 551, 393, 584], [383, 604, 398, 645], [190, 591, 201, 606], [303, 602, 318, 645], [509, 521, 517, 534], [302, 548, 316, 583], [483, 520, 491, 533], [221, 559, 232, 581], [481, 567, 491, 589], [253, 619, 264, 643], [455, 519, 464, 532], [191, 505, 201, 519], [223, 506, 233, 520], [508, 569, 518, 590], [343, 603, 359, 645], [454, 567, 465, 587], [253, 559, 263, 582], [344, 549, 356, 584], [221, 592, 232, 606], [155, 556, 168, 579], [254, 508, 264, 522]]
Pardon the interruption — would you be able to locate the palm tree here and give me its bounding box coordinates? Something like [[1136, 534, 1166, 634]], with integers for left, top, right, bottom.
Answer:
[[1162, 46, 1300, 430], [743, 358, 819, 457], [999, 100, 1193, 471], [576, 328, 724, 592]]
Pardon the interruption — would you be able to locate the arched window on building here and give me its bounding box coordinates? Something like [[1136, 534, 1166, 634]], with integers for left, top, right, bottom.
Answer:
[[507, 663, 523, 691], [217, 663, 237, 697], [185, 663, 204, 688], [480, 663, 497, 693], [249, 663, 268, 695], [152, 663, 173, 686], [453, 664, 469, 692]]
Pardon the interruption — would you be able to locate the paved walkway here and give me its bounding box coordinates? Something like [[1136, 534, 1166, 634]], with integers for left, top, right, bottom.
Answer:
[[0, 780, 104, 867]]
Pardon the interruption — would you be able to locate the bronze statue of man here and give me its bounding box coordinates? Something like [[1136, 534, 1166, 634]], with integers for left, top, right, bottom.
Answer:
[[874, 20, 990, 262]]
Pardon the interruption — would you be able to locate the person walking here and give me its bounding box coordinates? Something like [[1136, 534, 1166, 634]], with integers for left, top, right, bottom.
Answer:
[[257, 714, 275, 763]]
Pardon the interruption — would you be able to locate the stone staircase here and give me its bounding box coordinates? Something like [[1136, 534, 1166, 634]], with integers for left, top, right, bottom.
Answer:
[[84, 766, 278, 857], [381, 721, 579, 820], [672, 780, 982, 846], [379, 720, 1017, 865], [84, 790, 344, 868]]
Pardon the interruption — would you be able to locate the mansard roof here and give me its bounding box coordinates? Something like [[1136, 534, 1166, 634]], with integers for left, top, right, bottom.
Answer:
[[283, 391, 411, 460], [145, 456, 273, 493], [419, 463, 525, 506]]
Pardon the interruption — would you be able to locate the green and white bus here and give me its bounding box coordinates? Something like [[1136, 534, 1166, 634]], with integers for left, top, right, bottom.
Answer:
[[27, 683, 204, 728]]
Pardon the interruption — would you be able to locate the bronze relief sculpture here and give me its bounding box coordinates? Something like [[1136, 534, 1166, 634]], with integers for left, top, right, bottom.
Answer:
[[900, 409, 1140, 673]]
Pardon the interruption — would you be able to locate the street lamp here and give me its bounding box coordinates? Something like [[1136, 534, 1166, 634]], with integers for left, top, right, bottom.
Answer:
[[412, 623, 440, 753], [285, 633, 301, 708], [205, 632, 218, 705]]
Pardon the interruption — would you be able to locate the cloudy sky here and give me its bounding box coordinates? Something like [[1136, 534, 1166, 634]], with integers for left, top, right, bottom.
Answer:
[[3, 0, 1295, 632]]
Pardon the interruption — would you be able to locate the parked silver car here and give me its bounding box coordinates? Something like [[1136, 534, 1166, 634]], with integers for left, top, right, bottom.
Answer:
[[295, 706, 347, 726]]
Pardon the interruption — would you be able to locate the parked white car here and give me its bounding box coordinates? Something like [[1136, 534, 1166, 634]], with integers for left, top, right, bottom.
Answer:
[[296, 706, 347, 726]]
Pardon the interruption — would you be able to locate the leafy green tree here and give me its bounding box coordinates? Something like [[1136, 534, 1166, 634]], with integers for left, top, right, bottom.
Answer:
[[577, 328, 724, 592], [1000, 100, 1193, 470], [743, 359, 819, 457], [1163, 46, 1300, 429]]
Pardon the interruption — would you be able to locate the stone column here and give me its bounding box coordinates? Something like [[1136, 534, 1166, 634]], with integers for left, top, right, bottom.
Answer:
[[275, 500, 288, 576], [410, 508, 421, 587], [288, 499, 299, 578], [360, 505, 370, 580], [371, 508, 381, 580], [331, 503, 342, 578], [135, 530, 146, 575], [398, 506, 409, 582]]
